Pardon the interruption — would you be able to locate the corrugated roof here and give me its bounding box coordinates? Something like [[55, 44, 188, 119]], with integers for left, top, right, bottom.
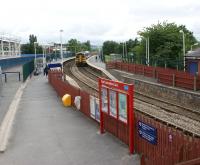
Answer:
[[186, 48, 200, 58]]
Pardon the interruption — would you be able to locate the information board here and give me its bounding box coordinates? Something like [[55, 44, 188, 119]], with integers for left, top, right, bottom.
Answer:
[[99, 78, 134, 154], [118, 93, 127, 123], [101, 88, 108, 113], [109, 90, 117, 118], [138, 121, 157, 145], [95, 98, 100, 122], [90, 95, 95, 119], [90, 95, 100, 122]]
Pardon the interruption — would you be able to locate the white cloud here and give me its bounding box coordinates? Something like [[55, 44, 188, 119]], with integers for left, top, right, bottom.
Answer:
[[0, 0, 200, 45]]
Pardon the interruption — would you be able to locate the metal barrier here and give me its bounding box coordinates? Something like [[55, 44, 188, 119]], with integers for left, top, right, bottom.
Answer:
[[2, 72, 21, 82], [106, 62, 200, 91], [23, 60, 34, 82], [175, 158, 200, 165], [48, 70, 200, 165]]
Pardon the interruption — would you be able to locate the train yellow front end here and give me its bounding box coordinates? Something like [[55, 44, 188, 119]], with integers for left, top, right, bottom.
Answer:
[[75, 52, 87, 66]]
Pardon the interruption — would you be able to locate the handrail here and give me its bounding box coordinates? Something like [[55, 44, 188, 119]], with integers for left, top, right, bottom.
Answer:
[[1, 71, 21, 82], [175, 158, 200, 165]]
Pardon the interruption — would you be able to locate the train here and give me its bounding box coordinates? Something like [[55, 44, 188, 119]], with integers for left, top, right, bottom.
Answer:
[[75, 52, 90, 66]]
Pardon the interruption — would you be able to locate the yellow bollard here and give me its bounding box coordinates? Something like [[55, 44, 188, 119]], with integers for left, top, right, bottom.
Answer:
[[62, 94, 71, 106]]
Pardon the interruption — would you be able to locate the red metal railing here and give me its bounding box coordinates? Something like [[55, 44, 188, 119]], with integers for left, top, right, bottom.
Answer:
[[175, 158, 200, 165], [106, 62, 200, 91], [48, 70, 200, 165]]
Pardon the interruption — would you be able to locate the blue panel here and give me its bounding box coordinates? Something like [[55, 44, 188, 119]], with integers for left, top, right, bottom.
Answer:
[[0, 55, 37, 70], [48, 63, 62, 68], [138, 121, 157, 145], [189, 62, 198, 75]]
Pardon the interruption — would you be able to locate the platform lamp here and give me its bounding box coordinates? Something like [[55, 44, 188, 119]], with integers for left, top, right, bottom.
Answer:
[[179, 30, 186, 71], [139, 36, 149, 65], [34, 42, 38, 69], [191, 43, 198, 51], [60, 29, 63, 72]]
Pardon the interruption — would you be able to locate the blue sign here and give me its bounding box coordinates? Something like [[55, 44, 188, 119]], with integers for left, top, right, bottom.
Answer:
[[124, 85, 129, 91], [48, 63, 62, 68], [138, 121, 157, 145]]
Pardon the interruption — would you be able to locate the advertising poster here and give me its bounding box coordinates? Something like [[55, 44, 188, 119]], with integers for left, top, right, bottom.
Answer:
[[95, 98, 100, 122], [101, 88, 108, 113], [90, 95, 95, 119], [118, 93, 127, 123], [109, 90, 117, 118]]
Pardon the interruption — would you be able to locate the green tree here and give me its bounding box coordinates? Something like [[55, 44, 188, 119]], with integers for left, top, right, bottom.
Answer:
[[29, 34, 37, 54], [67, 39, 82, 53], [21, 34, 43, 54], [82, 40, 91, 51], [66, 39, 92, 53], [103, 41, 120, 55], [138, 22, 197, 68]]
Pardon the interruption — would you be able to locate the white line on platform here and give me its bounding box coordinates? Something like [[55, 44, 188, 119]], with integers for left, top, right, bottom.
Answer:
[[0, 78, 29, 152]]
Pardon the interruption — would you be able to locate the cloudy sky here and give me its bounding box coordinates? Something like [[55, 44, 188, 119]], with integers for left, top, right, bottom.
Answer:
[[1, 0, 200, 45]]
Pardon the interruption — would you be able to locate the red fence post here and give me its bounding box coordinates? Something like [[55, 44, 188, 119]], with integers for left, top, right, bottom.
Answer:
[[194, 76, 197, 91], [173, 74, 175, 87], [129, 84, 134, 154], [99, 78, 104, 134]]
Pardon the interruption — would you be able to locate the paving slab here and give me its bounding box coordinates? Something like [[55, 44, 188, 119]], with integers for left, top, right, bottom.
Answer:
[[0, 75, 140, 165], [0, 66, 22, 124]]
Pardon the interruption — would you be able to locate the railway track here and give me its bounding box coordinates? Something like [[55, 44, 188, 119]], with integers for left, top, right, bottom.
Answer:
[[63, 60, 200, 137], [78, 63, 200, 122], [64, 60, 99, 97]]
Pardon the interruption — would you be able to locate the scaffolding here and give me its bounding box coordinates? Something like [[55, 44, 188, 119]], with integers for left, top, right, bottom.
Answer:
[[0, 33, 21, 57]]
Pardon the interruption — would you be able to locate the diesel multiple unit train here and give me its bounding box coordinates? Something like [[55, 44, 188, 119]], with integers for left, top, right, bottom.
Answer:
[[75, 52, 90, 66]]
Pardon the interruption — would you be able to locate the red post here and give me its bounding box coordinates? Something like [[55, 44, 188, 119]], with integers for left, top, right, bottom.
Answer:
[[129, 84, 134, 154], [99, 79, 104, 134]]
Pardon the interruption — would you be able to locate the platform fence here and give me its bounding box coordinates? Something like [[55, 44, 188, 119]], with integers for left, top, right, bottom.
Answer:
[[48, 70, 200, 165], [106, 62, 200, 91]]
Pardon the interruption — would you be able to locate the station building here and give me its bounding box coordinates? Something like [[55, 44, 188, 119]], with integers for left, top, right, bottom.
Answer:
[[0, 34, 21, 57], [186, 48, 200, 75]]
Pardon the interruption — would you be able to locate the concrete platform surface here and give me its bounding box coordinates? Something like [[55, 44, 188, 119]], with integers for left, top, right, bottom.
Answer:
[[87, 55, 106, 69], [0, 66, 22, 125], [0, 75, 140, 165]]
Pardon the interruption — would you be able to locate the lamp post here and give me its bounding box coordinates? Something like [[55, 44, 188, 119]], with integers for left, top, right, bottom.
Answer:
[[191, 43, 198, 51], [124, 41, 127, 62], [143, 37, 149, 65], [42, 46, 45, 68], [34, 42, 37, 69], [147, 37, 149, 66], [60, 29, 63, 71], [179, 30, 186, 71]]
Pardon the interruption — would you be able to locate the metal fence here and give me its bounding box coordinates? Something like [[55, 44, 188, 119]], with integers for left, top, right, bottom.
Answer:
[[23, 60, 34, 82], [48, 70, 200, 165], [106, 62, 200, 91]]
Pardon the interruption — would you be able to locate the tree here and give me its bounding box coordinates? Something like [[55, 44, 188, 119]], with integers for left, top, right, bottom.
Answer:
[[102, 41, 120, 55], [67, 39, 82, 53], [21, 34, 43, 54], [126, 39, 139, 53], [29, 34, 37, 45], [66, 39, 92, 53], [82, 40, 91, 51], [138, 21, 197, 68]]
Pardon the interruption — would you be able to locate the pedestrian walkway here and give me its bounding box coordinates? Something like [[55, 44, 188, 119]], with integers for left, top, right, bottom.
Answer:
[[0, 66, 22, 124], [0, 75, 140, 165], [88, 55, 106, 69]]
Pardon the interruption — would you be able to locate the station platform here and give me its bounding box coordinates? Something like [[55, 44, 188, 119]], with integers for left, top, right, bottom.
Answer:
[[87, 55, 106, 69], [0, 66, 22, 124], [0, 74, 140, 165]]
